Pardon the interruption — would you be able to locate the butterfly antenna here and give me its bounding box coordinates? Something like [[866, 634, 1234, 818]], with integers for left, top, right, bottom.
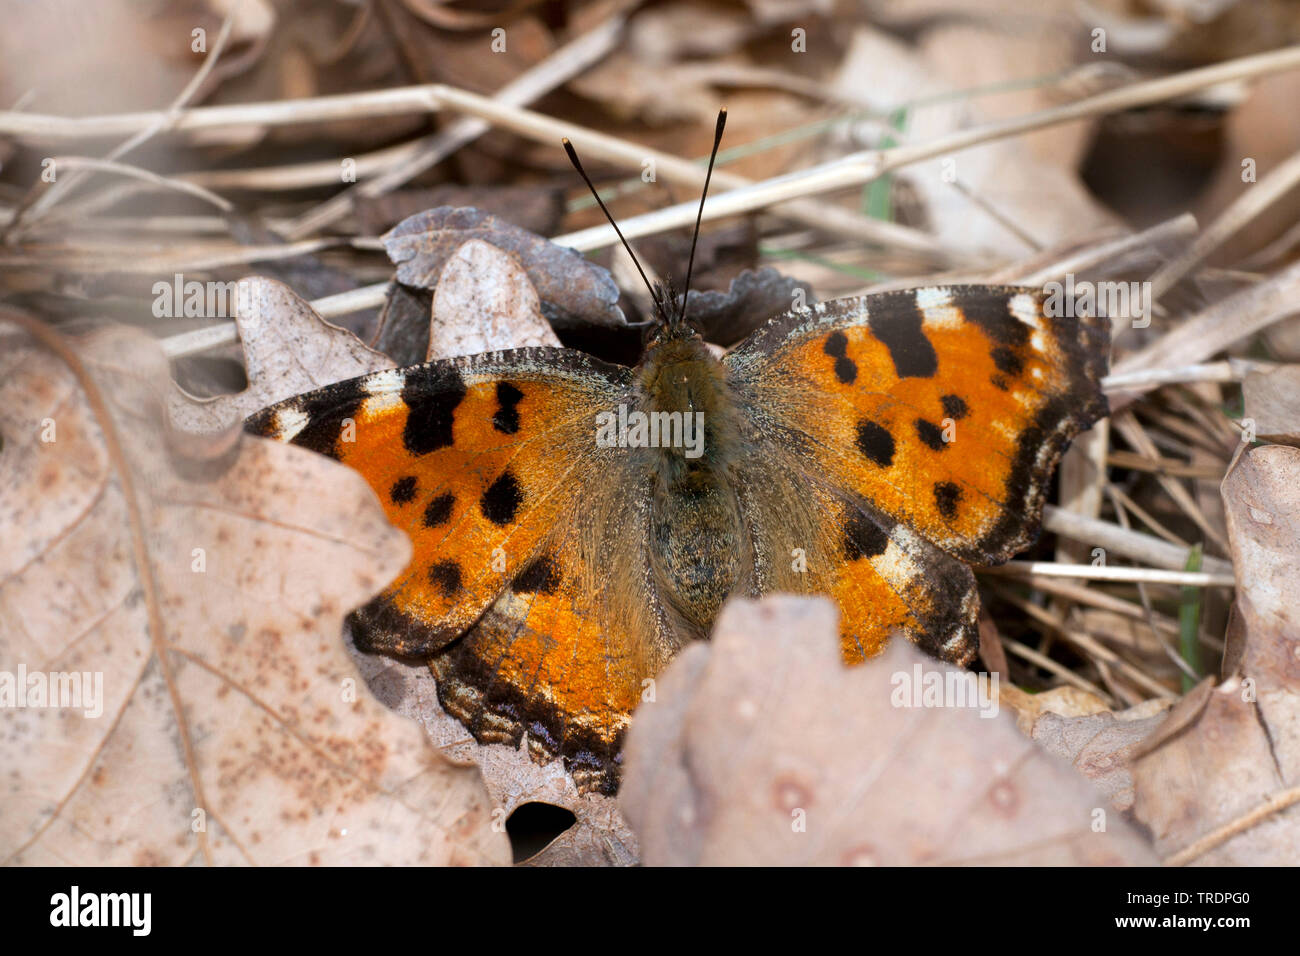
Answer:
[[678, 106, 727, 328], [562, 137, 669, 321]]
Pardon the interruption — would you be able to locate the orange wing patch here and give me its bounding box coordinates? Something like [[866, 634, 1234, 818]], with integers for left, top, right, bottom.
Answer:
[[430, 538, 658, 795], [822, 494, 980, 666], [246, 349, 631, 658], [728, 286, 1108, 565]]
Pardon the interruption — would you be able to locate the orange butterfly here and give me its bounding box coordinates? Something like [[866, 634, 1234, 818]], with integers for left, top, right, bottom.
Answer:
[[246, 113, 1109, 793]]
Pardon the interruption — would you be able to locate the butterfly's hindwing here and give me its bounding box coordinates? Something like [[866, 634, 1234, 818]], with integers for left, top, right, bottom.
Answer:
[[733, 448, 980, 664]]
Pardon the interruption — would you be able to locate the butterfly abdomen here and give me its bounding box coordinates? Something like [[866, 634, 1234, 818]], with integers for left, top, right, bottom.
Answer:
[[651, 467, 744, 633]]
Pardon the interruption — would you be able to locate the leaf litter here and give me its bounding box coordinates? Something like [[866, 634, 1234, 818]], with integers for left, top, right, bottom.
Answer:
[[6, 0, 1300, 868]]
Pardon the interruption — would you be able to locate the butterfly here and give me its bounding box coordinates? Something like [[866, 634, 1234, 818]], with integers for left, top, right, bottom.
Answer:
[[245, 114, 1110, 794]]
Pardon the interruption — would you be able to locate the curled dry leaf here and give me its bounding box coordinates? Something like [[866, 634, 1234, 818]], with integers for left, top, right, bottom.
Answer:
[[1131, 445, 1300, 864], [1028, 703, 1172, 814], [429, 239, 561, 359], [672, 267, 814, 348], [382, 207, 626, 330], [355, 185, 565, 239], [620, 595, 1158, 866], [1241, 365, 1300, 446], [168, 277, 393, 433], [0, 316, 507, 865]]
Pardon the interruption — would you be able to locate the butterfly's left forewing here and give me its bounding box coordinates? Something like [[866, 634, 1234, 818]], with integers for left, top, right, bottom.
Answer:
[[246, 349, 674, 792]]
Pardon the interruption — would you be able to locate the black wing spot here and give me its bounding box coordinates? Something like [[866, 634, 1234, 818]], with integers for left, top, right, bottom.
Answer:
[[843, 511, 889, 560], [991, 374, 1010, 391], [513, 555, 561, 595], [954, 290, 1030, 347], [423, 492, 455, 527], [390, 476, 418, 504], [934, 482, 962, 520], [868, 300, 938, 378], [428, 560, 462, 597], [402, 370, 467, 455], [493, 382, 524, 435], [916, 419, 948, 451], [823, 330, 849, 356], [856, 419, 895, 467], [941, 394, 968, 419], [481, 471, 523, 525], [822, 330, 857, 384], [991, 347, 1023, 377]]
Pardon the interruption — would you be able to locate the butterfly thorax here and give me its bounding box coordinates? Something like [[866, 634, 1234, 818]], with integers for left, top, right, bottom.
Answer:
[[635, 333, 748, 635]]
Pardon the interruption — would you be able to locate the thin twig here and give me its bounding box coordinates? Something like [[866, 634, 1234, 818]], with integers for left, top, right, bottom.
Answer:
[[282, 14, 628, 238], [1164, 784, 1300, 866], [1102, 358, 1278, 391], [1009, 214, 1200, 286], [1111, 410, 1230, 552], [17, 156, 234, 213], [1000, 635, 1116, 702], [993, 585, 1177, 698], [5, 3, 241, 236], [1109, 260, 1300, 411], [1041, 504, 1230, 574], [980, 562, 1235, 587]]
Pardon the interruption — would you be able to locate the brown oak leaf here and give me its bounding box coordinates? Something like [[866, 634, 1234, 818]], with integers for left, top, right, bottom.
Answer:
[[0, 314, 507, 865], [621, 595, 1158, 866]]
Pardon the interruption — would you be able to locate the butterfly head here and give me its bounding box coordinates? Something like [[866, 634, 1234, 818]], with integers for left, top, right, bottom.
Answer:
[[564, 109, 727, 350], [644, 278, 700, 344]]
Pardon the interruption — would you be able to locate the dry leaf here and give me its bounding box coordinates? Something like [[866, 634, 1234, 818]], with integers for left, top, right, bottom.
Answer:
[[354, 650, 638, 867], [673, 267, 814, 347], [382, 207, 626, 330], [429, 240, 561, 359], [832, 22, 1117, 259], [374, 283, 437, 367], [1221, 445, 1300, 773], [1130, 446, 1300, 864], [0, 316, 507, 865], [1001, 684, 1113, 736], [621, 595, 1158, 865], [567, 53, 726, 126], [1029, 705, 1172, 813], [0, 0, 271, 117], [1242, 365, 1300, 446], [355, 184, 564, 238], [168, 277, 393, 433]]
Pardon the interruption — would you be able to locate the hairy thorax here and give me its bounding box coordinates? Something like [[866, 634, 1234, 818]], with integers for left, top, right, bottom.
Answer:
[[635, 334, 747, 634]]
